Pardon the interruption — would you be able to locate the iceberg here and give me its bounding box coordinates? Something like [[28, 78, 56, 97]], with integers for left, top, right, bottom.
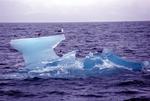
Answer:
[[10, 34, 65, 67], [102, 52, 143, 71], [83, 51, 143, 71], [8, 34, 148, 79]]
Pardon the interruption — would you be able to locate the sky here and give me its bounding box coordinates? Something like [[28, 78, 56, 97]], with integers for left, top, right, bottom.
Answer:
[[0, 0, 149, 22]]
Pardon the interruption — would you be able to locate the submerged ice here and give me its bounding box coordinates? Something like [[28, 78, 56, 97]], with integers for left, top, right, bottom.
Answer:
[[8, 34, 149, 79]]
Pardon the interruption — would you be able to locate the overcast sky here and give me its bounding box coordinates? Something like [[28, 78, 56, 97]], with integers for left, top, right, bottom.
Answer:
[[0, 0, 149, 22]]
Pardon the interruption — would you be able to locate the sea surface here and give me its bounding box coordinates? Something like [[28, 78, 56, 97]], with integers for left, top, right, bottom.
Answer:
[[0, 22, 150, 101]]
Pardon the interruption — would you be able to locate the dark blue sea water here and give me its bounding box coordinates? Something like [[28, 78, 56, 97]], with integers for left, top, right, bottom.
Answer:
[[0, 22, 150, 101]]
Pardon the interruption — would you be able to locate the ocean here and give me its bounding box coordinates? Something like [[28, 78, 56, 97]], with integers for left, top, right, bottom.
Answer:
[[0, 22, 150, 101]]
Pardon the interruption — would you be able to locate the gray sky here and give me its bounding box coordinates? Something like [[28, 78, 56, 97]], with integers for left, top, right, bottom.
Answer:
[[0, 0, 150, 22]]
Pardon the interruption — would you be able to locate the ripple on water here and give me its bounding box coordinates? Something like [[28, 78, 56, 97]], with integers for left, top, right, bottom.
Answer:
[[0, 22, 150, 101]]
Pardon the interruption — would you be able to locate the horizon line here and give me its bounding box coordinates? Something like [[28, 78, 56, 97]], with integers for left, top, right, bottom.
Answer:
[[0, 20, 150, 23]]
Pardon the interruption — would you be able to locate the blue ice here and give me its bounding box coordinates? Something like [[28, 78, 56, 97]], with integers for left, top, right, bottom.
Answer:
[[10, 34, 65, 67], [9, 34, 149, 79]]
